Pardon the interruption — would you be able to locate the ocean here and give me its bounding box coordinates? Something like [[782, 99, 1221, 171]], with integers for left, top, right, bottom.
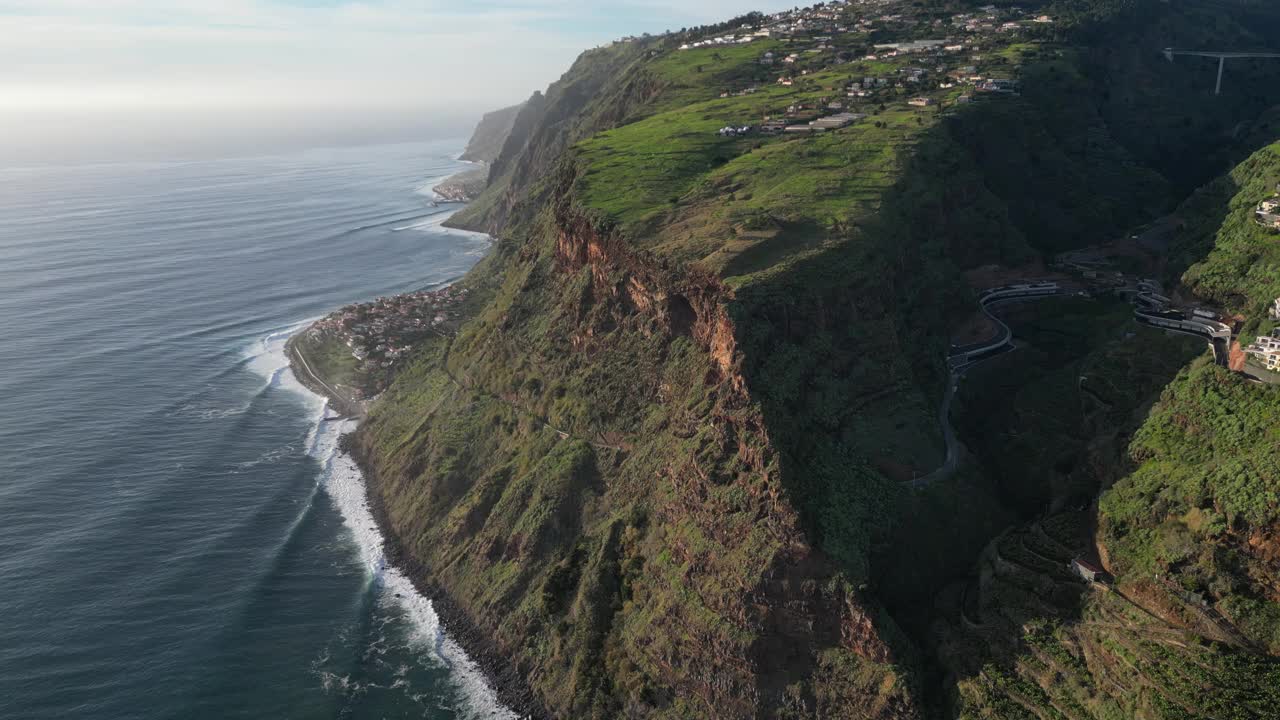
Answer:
[[0, 140, 519, 719]]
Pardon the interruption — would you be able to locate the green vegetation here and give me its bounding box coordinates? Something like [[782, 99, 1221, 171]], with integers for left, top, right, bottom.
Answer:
[[956, 298, 1204, 509], [331, 0, 1280, 716], [1173, 141, 1280, 338], [1090, 140, 1280, 658], [945, 128, 1280, 720], [1099, 360, 1280, 650], [292, 332, 361, 389]]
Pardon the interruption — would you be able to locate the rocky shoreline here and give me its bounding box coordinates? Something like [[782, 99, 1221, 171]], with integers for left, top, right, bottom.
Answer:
[[339, 432, 549, 720], [286, 301, 539, 718]]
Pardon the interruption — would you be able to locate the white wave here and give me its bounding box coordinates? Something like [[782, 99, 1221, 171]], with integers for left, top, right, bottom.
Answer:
[[242, 316, 519, 717], [392, 208, 494, 243], [228, 443, 300, 471], [241, 320, 327, 442], [307, 418, 522, 719], [170, 403, 251, 421]]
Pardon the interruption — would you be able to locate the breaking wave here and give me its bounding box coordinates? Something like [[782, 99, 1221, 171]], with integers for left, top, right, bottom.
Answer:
[[252, 325, 522, 720]]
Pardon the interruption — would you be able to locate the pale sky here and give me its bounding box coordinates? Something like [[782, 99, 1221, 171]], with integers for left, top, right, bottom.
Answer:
[[0, 0, 799, 114], [0, 0, 801, 161]]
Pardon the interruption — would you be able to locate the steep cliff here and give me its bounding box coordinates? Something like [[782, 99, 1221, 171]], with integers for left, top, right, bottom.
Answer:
[[1099, 141, 1280, 652], [350, 1, 1280, 717], [942, 139, 1280, 720], [459, 103, 526, 164]]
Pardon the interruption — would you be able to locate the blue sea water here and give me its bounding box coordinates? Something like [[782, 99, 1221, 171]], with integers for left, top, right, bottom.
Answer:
[[0, 140, 519, 719]]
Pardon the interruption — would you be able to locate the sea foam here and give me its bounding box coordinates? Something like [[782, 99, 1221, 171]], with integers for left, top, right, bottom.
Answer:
[[248, 327, 521, 719]]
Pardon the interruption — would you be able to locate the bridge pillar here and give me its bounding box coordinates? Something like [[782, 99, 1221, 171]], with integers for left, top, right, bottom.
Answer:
[[1215, 56, 1226, 95]]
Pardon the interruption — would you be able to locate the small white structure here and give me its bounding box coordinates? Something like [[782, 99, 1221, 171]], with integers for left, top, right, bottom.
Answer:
[[810, 112, 864, 130], [980, 78, 1020, 93], [1245, 331, 1280, 371]]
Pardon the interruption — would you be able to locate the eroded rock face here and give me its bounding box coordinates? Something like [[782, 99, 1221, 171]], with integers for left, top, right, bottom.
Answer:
[[553, 204, 742, 391], [357, 157, 917, 717], [548, 196, 908, 706]]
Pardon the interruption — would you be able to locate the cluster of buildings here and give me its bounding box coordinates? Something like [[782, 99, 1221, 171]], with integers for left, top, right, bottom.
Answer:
[[304, 285, 469, 376], [977, 78, 1020, 94], [951, 5, 1052, 34], [1245, 332, 1280, 371], [685, 0, 1044, 130], [691, 1, 1047, 144], [671, 0, 1055, 56], [678, 27, 773, 51], [1244, 298, 1280, 371], [1254, 184, 1280, 230], [775, 111, 865, 134]]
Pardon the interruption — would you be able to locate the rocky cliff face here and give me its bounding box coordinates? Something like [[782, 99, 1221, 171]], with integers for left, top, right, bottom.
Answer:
[[458, 103, 525, 164], [357, 162, 920, 717], [447, 42, 662, 237], [352, 1, 1280, 717]]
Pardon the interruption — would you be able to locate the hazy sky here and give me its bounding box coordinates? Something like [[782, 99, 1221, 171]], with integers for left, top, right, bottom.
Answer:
[[1, 1, 802, 113]]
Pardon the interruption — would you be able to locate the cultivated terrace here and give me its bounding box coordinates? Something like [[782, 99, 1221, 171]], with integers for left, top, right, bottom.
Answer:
[[296, 0, 1280, 718]]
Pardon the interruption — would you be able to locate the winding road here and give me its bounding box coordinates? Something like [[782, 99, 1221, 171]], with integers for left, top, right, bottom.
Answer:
[[915, 282, 1071, 487], [913, 282, 1233, 488]]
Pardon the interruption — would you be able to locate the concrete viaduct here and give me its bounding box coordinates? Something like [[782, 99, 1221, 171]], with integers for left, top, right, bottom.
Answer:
[[916, 282, 1232, 488], [947, 282, 1067, 371], [1162, 48, 1280, 95], [1133, 292, 1232, 366]]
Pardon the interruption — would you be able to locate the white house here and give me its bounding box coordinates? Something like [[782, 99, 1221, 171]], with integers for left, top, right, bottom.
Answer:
[[1245, 331, 1280, 371]]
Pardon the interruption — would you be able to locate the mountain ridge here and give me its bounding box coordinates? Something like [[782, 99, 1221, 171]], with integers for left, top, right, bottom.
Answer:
[[296, 1, 1280, 715]]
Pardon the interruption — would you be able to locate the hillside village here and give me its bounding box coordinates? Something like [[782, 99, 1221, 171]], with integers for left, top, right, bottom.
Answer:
[[640, 0, 1041, 137], [299, 285, 468, 395]]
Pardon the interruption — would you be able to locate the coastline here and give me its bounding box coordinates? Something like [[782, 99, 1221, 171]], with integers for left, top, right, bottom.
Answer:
[[282, 201, 540, 716], [431, 162, 488, 203], [342, 433, 550, 720], [284, 337, 368, 419], [284, 342, 545, 719]]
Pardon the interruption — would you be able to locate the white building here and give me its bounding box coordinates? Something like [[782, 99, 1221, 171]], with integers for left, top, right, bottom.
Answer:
[[810, 113, 864, 130], [1245, 331, 1280, 371]]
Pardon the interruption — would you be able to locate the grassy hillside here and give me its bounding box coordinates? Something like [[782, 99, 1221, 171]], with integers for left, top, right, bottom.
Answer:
[[941, 360, 1280, 720], [1097, 140, 1280, 653], [1101, 361, 1280, 650], [938, 130, 1280, 720], [348, 0, 1280, 717], [1173, 141, 1280, 338]]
